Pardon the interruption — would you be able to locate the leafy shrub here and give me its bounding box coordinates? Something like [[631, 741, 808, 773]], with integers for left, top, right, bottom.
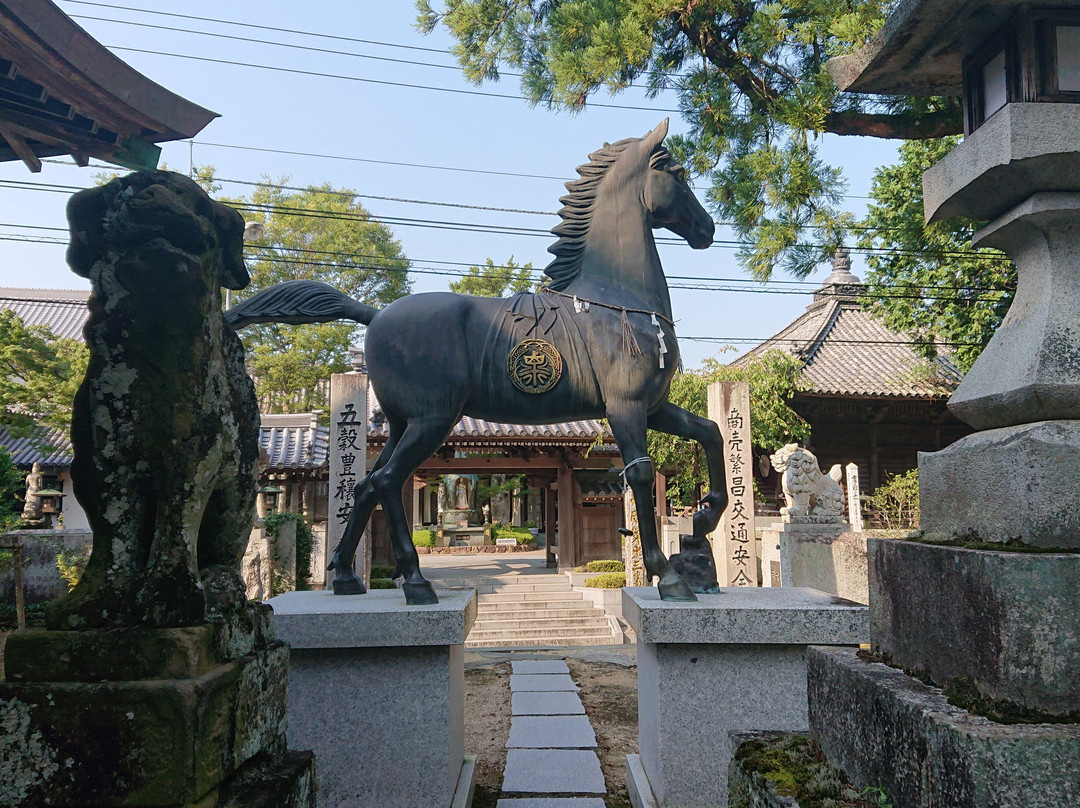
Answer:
[[580, 559, 624, 573], [56, 544, 92, 591], [523, 519, 537, 529], [369, 577, 397, 589], [412, 529, 435, 548], [584, 572, 626, 589], [493, 526, 534, 545], [865, 469, 920, 529], [264, 511, 314, 593], [371, 564, 396, 579]]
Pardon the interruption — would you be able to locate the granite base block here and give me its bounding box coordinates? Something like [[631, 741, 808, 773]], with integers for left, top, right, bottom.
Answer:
[[918, 421, 1080, 548], [0, 641, 289, 807], [216, 750, 317, 808], [761, 524, 867, 604], [808, 646, 1080, 808], [869, 538, 1080, 716], [623, 588, 867, 808], [267, 588, 476, 808]]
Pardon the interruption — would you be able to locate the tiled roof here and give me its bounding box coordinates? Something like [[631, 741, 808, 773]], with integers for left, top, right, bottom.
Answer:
[[368, 409, 611, 447], [260, 413, 329, 470], [0, 425, 72, 467], [577, 471, 625, 499], [0, 288, 90, 341], [732, 278, 962, 399]]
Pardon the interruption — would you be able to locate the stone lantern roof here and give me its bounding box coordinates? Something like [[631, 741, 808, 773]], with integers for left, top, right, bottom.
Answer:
[[828, 0, 1079, 95]]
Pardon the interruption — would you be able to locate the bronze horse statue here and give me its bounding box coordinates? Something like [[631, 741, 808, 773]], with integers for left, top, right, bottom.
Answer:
[[227, 119, 728, 604]]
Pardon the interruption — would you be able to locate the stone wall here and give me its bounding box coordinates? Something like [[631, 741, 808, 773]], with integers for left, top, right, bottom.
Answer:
[[0, 529, 92, 604]]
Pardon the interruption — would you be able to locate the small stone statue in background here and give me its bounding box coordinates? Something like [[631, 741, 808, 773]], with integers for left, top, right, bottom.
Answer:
[[20, 461, 47, 526], [770, 444, 846, 523]]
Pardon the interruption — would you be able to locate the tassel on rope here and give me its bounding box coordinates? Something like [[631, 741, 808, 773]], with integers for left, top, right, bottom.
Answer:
[[652, 313, 668, 369], [621, 308, 643, 357]]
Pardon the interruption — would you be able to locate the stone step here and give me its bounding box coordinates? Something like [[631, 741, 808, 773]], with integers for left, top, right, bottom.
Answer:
[[480, 591, 584, 604], [486, 578, 578, 591], [468, 625, 615, 642], [472, 616, 611, 631], [476, 607, 604, 620], [466, 634, 620, 648]]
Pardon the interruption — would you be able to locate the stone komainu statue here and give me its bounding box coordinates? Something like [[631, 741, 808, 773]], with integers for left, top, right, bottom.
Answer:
[[769, 443, 846, 522], [48, 171, 260, 630]]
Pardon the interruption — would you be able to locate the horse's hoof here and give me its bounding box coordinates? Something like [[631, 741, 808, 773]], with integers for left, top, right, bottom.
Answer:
[[333, 575, 365, 595], [657, 571, 697, 602], [402, 580, 439, 605]]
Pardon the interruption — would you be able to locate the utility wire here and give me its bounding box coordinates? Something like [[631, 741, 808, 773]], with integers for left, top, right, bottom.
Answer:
[[0, 214, 1016, 295], [107, 46, 681, 114]]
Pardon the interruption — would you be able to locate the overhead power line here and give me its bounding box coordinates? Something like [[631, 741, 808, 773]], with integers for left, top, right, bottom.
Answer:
[[0, 176, 1016, 269], [106, 46, 681, 114]]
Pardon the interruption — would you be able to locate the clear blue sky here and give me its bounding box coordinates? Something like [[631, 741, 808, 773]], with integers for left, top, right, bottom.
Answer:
[[0, 1, 899, 370]]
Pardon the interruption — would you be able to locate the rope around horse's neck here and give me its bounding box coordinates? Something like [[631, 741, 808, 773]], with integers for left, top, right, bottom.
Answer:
[[541, 287, 676, 329]]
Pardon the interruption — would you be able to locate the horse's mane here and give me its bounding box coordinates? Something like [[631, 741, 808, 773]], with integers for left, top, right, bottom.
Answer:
[[544, 136, 646, 291]]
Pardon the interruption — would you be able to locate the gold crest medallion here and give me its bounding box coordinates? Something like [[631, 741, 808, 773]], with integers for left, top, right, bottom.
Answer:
[[508, 339, 563, 394]]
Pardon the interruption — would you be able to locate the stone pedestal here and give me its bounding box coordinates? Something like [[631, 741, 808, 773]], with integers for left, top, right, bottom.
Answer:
[[870, 537, 1080, 716], [809, 647, 1080, 808], [760, 522, 865, 603], [621, 587, 867, 808], [919, 420, 1080, 546], [0, 613, 315, 807], [267, 588, 477, 808]]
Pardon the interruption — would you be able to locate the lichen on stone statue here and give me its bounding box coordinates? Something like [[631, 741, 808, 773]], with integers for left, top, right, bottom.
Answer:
[[770, 444, 846, 523], [46, 170, 260, 630]]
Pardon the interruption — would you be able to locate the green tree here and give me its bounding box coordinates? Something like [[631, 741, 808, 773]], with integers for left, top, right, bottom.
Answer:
[[0, 310, 87, 439], [418, 0, 962, 279], [650, 349, 808, 506], [449, 256, 534, 297], [0, 446, 22, 531], [226, 181, 412, 412], [857, 139, 1015, 372]]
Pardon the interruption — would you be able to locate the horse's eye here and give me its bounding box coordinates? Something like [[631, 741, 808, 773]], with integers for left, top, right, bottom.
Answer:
[[671, 165, 687, 182]]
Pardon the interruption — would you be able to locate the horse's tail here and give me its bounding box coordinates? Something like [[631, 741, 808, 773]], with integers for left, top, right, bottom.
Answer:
[[225, 280, 378, 328]]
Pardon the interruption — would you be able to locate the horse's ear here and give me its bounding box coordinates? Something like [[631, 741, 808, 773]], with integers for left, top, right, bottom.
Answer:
[[644, 118, 670, 149]]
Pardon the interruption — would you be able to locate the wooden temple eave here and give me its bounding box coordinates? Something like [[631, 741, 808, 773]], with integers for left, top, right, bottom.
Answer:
[[0, 0, 217, 171]]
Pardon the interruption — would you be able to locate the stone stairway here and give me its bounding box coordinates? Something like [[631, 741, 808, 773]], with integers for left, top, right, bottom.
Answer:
[[446, 574, 619, 648]]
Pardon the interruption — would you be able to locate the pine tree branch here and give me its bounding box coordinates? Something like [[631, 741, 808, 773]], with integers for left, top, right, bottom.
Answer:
[[823, 107, 963, 138]]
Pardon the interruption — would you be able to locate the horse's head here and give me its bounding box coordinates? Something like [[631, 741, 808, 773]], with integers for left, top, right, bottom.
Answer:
[[641, 119, 714, 250]]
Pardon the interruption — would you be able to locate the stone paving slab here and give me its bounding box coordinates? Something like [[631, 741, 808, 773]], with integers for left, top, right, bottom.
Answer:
[[496, 799, 606, 808], [510, 673, 578, 692], [512, 691, 586, 716], [512, 660, 571, 675], [502, 749, 606, 794], [508, 715, 597, 749]]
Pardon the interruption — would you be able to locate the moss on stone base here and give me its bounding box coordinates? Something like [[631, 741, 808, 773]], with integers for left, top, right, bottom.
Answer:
[[732, 733, 888, 808]]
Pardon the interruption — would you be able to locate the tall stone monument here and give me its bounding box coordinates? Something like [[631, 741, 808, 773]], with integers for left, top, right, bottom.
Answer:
[[327, 350, 369, 589], [785, 6, 1080, 805], [0, 172, 315, 807], [708, 381, 758, 586]]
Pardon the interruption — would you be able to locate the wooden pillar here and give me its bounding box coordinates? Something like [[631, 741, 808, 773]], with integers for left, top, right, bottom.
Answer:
[[870, 424, 880, 491], [544, 482, 557, 568], [557, 463, 576, 569], [655, 470, 668, 519]]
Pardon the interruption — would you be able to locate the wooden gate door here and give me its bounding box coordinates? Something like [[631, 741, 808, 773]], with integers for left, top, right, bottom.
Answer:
[[577, 503, 622, 564]]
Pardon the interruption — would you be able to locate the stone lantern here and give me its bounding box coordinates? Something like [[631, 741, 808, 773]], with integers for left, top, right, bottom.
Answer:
[[832, 0, 1080, 542], [755, 6, 1080, 807]]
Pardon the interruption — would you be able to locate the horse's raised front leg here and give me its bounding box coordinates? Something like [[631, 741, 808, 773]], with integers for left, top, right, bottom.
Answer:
[[328, 423, 399, 594], [607, 405, 696, 602], [368, 412, 459, 605], [646, 401, 729, 539]]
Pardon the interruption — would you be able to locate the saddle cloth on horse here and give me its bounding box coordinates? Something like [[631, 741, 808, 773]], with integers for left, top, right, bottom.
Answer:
[[479, 291, 603, 404]]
